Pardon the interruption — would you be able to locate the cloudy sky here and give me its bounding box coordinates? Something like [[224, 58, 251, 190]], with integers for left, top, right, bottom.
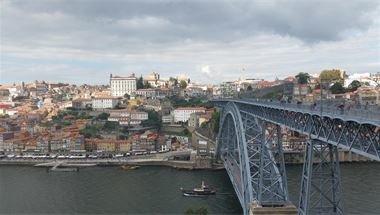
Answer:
[[1, 0, 379, 85]]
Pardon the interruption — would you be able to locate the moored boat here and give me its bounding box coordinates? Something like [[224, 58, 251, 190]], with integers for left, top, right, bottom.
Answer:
[[121, 165, 140, 170]]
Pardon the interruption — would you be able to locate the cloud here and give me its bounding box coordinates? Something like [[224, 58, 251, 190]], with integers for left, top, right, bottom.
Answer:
[[0, 0, 379, 84]]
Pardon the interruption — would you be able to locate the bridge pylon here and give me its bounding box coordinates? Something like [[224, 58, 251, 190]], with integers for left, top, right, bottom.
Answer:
[[298, 139, 343, 215]]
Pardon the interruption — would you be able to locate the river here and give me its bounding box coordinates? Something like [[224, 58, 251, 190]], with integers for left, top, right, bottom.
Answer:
[[1, 163, 380, 214]]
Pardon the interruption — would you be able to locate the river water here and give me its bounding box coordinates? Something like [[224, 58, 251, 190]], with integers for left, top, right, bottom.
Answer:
[[1, 163, 380, 214]]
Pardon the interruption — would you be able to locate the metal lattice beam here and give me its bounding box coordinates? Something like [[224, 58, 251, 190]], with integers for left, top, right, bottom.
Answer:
[[217, 102, 289, 214], [298, 139, 343, 215]]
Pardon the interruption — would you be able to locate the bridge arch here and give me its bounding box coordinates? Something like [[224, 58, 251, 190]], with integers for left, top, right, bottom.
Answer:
[[217, 102, 289, 214]]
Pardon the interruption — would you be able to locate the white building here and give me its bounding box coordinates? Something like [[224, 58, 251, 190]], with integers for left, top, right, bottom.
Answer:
[[92, 97, 119, 109], [110, 74, 137, 97], [108, 110, 148, 125], [173, 107, 206, 123]]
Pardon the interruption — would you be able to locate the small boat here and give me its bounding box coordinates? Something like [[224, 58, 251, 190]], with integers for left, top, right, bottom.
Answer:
[[121, 165, 140, 170], [181, 181, 216, 197], [49, 167, 79, 172]]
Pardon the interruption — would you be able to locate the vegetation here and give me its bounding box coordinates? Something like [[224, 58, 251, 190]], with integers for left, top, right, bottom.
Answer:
[[137, 75, 152, 89], [319, 69, 344, 81], [295, 72, 311, 84], [347, 80, 361, 92], [79, 125, 101, 138], [180, 80, 188, 89], [102, 121, 119, 132], [137, 76, 144, 89], [329, 82, 346, 94], [169, 77, 178, 87], [211, 111, 220, 134], [141, 110, 162, 129], [96, 112, 110, 120]]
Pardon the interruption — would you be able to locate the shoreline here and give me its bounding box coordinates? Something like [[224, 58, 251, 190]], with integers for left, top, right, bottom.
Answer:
[[0, 159, 225, 170]]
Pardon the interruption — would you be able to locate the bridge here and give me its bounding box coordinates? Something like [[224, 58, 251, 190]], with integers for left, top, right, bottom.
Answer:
[[214, 99, 380, 215]]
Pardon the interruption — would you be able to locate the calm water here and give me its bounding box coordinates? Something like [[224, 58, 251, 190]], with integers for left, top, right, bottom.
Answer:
[[1, 163, 380, 214]]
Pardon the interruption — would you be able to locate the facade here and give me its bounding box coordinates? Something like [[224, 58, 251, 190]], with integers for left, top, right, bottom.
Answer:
[[162, 115, 173, 124], [108, 110, 148, 125], [173, 107, 206, 123], [135, 89, 158, 98], [72, 99, 92, 109], [357, 87, 380, 105], [220, 82, 238, 98], [110, 74, 137, 97], [85, 139, 132, 152], [92, 97, 119, 109]]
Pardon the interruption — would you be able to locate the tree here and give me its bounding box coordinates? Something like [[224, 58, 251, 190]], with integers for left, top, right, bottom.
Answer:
[[143, 81, 152, 89], [137, 76, 144, 89], [141, 110, 162, 129], [247, 85, 253, 91], [180, 80, 188, 89], [79, 125, 101, 138], [347, 80, 361, 92], [330, 82, 345, 94], [103, 121, 119, 132], [183, 128, 190, 136], [319, 69, 344, 82], [212, 111, 220, 134], [295, 72, 310, 84], [169, 77, 178, 87], [97, 112, 110, 120]]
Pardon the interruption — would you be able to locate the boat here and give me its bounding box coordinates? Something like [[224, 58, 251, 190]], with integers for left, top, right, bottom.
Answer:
[[49, 167, 79, 172], [121, 165, 140, 170], [181, 181, 216, 197]]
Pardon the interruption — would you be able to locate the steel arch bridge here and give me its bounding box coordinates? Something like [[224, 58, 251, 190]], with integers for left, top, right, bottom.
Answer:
[[214, 99, 380, 215]]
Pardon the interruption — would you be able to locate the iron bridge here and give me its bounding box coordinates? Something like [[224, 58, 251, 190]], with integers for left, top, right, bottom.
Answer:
[[214, 99, 380, 215]]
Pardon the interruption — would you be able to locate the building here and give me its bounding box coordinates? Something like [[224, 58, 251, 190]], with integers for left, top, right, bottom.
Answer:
[[357, 87, 380, 105], [72, 98, 92, 109], [173, 107, 206, 123], [220, 82, 238, 98], [92, 97, 119, 109], [108, 109, 148, 125], [135, 89, 158, 98], [110, 74, 137, 97], [85, 139, 132, 152]]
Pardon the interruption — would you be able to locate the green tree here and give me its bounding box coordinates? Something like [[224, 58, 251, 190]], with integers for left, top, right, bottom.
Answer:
[[247, 85, 253, 91], [143, 81, 152, 89], [169, 77, 178, 87], [103, 121, 119, 131], [295, 72, 310, 84], [137, 76, 144, 89], [141, 110, 162, 129], [183, 128, 190, 136], [180, 80, 188, 89], [347, 80, 361, 92], [79, 125, 101, 138], [97, 112, 110, 120], [212, 111, 220, 134], [319, 69, 344, 82], [330, 82, 346, 94]]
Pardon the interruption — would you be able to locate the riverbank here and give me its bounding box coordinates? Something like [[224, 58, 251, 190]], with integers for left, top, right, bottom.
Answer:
[[0, 158, 224, 170]]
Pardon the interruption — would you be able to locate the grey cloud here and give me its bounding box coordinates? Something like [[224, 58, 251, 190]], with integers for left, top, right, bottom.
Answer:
[[2, 0, 378, 47]]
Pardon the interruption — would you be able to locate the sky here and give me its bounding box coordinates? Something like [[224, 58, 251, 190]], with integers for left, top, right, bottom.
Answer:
[[1, 0, 379, 85]]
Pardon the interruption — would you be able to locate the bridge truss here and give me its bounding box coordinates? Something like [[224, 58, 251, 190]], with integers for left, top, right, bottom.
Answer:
[[216, 100, 380, 215]]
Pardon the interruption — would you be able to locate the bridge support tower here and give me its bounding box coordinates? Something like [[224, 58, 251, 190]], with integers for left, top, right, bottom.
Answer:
[[298, 139, 343, 215]]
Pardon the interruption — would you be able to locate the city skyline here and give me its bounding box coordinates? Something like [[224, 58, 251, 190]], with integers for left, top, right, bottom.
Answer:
[[1, 0, 380, 85]]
